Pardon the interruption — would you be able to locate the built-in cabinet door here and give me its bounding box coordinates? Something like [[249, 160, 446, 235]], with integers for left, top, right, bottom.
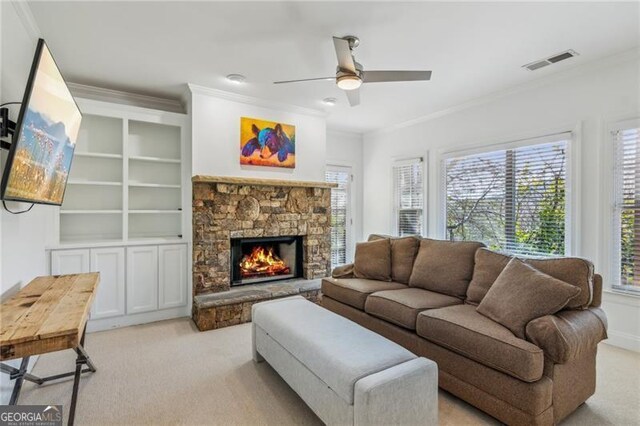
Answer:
[[51, 249, 90, 275], [126, 246, 159, 314], [158, 244, 187, 309], [90, 248, 125, 320]]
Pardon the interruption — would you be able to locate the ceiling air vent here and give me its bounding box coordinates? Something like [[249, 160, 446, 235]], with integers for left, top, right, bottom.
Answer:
[[523, 49, 579, 71]]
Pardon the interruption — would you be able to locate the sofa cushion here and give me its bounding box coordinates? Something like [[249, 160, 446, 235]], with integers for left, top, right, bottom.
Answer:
[[368, 234, 421, 284], [416, 304, 544, 382], [477, 258, 580, 339], [365, 288, 462, 330], [466, 248, 594, 309], [321, 277, 406, 310], [354, 239, 392, 281], [466, 249, 512, 305], [408, 239, 485, 298]]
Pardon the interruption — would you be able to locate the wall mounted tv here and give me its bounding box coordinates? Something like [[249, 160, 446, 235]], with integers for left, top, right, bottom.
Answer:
[[1, 38, 81, 206]]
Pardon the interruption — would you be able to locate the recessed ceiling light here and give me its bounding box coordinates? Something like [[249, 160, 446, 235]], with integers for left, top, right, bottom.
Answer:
[[322, 97, 337, 106], [226, 74, 246, 84]]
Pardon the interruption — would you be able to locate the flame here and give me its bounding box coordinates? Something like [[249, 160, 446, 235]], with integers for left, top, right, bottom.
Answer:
[[240, 246, 290, 277]]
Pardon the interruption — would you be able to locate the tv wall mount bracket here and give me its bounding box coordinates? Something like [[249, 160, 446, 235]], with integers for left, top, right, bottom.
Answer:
[[0, 106, 17, 150]]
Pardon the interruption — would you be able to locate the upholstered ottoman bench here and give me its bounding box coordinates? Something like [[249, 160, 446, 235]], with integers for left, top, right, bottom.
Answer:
[[252, 296, 438, 425]]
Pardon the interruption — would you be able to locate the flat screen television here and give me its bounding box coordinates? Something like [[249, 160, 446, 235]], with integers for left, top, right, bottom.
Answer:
[[1, 38, 81, 206]]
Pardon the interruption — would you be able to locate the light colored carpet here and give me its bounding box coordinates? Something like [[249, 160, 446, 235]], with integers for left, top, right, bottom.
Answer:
[[16, 318, 640, 425]]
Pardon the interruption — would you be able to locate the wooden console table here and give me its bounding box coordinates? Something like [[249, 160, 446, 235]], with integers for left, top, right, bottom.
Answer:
[[0, 273, 100, 425]]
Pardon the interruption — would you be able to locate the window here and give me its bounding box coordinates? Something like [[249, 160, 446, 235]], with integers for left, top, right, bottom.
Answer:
[[613, 122, 640, 289], [445, 134, 570, 257], [393, 158, 424, 236], [326, 167, 351, 268]]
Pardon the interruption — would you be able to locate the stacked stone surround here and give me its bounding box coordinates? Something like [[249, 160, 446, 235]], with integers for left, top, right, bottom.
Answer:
[[192, 175, 334, 330]]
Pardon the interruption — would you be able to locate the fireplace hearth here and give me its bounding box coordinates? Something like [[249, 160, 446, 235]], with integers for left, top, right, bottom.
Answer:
[[231, 236, 303, 286]]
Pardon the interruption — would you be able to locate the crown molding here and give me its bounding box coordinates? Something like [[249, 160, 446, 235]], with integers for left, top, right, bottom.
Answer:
[[11, 0, 41, 41], [67, 82, 185, 114], [187, 83, 327, 118], [365, 47, 640, 138]]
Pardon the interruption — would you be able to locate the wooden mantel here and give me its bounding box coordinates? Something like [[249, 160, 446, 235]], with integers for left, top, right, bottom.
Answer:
[[192, 175, 337, 189]]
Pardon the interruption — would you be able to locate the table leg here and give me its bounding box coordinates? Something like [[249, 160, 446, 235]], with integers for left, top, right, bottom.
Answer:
[[0, 324, 96, 426], [9, 357, 29, 405], [67, 324, 96, 426]]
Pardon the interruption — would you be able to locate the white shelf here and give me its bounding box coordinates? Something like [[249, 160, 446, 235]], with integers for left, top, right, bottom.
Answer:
[[129, 155, 180, 164], [128, 183, 181, 189], [59, 101, 186, 245], [61, 210, 123, 214], [58, 237, 124, 246], [75, 152, 123, 159], [68, 180, 123, 187], [129, 210, 182, 214]]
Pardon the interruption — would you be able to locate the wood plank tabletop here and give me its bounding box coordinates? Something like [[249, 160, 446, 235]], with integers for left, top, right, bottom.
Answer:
[[0, 273, 100, 361]]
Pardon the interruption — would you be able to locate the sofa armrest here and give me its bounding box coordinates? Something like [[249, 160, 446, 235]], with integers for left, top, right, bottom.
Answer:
[[525, 308, 608, 364], [332, 263, 355, 278]]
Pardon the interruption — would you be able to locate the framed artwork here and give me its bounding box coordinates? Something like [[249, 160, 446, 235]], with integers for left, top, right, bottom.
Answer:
[[240, 117, 295, 168]]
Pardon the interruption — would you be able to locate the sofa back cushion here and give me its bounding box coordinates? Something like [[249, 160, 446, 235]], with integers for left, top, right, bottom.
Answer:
[[466, 248, 594, 309], [476, 258, 580, 339], [408, 239, 485, 298], [354, 239, 392, 281], [369, 234, 420, 284]]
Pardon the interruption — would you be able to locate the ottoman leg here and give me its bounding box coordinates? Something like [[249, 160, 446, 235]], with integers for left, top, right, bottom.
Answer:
[[354, 358, 438, 426], [252, 322, 264, 363]]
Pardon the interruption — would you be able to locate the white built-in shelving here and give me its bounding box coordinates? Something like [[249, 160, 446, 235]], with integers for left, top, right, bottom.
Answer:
[[57, 99, 188, 245], [49, 98, 190, 333]]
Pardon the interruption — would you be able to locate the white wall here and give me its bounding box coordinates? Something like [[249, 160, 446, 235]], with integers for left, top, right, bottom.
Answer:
[[362, 51, 640, 351], [0, 0, 48, 404], [326, 129, 364, 259], [0, 2, 49, 297], [190, 85, 327, 182]]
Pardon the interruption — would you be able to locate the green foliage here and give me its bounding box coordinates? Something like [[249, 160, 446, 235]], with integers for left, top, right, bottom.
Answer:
[[620, 208, 635, 285]]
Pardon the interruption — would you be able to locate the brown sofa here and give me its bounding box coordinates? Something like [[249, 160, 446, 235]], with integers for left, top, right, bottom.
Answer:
[[321, 235, 608, 425]]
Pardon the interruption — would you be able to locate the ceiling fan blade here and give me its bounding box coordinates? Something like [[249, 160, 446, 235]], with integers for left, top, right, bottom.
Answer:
[[273, 77, 335, 84], [345, 89, 360, 107], [333, 37, 357, 74], [363, 70, 432, 83]]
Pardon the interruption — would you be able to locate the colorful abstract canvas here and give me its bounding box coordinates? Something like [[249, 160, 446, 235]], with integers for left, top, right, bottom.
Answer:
[[240, 117, 295, 168]]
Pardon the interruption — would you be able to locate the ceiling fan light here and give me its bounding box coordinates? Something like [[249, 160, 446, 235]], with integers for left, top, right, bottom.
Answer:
[[337, 74, 362, 90]]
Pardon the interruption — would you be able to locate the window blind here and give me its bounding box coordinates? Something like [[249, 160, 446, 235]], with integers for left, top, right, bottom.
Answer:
[[613, 125, 640, 288], [325, 169, 350, 268], [445, 135, 569, 257], [393, 158, 424, 236]]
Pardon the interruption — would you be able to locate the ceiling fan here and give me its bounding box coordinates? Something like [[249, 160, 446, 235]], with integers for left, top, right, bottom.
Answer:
[[273, 35, 432, 107]]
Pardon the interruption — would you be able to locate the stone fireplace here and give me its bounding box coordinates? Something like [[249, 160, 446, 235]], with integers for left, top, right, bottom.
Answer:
[[192, 176, 334, 330]]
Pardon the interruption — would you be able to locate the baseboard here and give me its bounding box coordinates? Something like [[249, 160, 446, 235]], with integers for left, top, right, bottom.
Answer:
[[87, 306, 191, 333], [604, 330, 640, 352]]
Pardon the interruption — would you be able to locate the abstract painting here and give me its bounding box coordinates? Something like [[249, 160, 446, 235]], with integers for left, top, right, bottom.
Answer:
[[240, 117, 295, 169]]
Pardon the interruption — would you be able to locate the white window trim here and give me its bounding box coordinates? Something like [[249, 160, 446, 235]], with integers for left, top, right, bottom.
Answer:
[[392, 155, 427, 237], [438, 128, 579, 256], [609, 118, 640, 293], [326, 163, 355, 263]]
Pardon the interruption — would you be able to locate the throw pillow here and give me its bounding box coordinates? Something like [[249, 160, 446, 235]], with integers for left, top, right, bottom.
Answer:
[[408, 238, 485, 298], [354, 239, 392, 281], [477, 258, 580, 339]]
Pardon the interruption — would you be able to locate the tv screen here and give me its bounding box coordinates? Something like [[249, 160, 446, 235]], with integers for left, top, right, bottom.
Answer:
[[1, 39, 81, 206]]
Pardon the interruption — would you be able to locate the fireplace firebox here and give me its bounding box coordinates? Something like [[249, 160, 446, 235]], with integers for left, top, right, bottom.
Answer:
[[230, 236, 303, 286]]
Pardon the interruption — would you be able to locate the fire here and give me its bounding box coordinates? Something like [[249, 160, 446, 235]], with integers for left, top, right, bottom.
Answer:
[[240, 246, 290, 277]]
